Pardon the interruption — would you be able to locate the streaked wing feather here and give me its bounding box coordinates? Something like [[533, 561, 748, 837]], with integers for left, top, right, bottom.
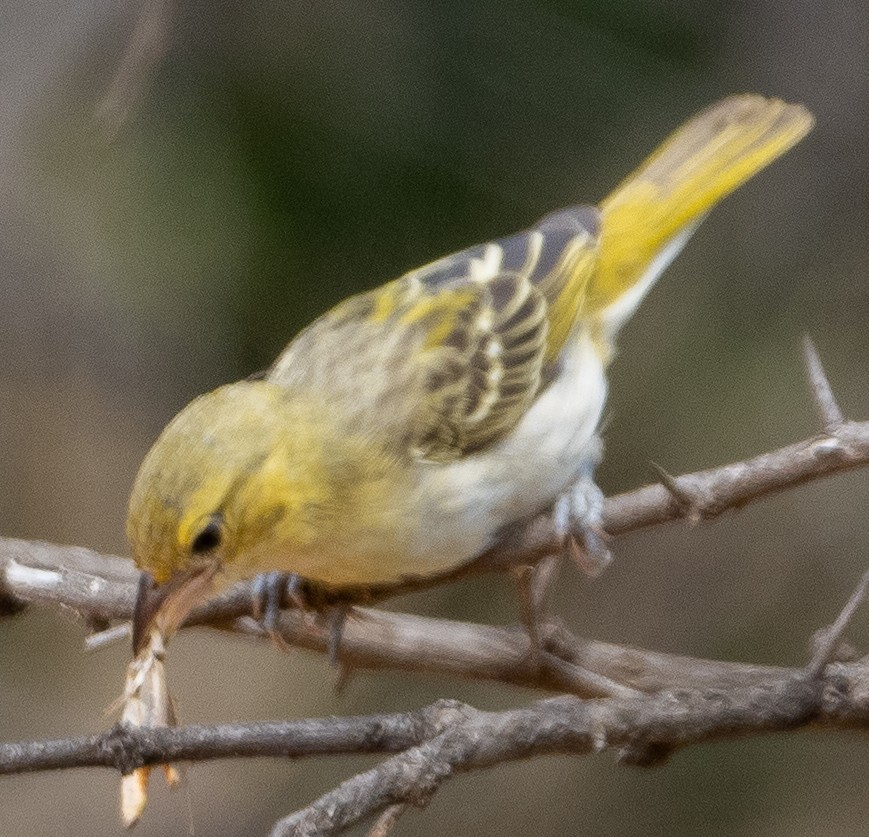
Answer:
[[269, 205, 600, 461], [410, 271, 548, 461]]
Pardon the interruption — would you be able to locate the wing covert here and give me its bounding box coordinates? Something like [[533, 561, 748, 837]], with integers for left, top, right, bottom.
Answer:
[[269, 205, 600, 461]]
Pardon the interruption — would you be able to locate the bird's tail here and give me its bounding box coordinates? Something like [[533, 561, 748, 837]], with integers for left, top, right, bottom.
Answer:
[[586, 94, 814, 331]]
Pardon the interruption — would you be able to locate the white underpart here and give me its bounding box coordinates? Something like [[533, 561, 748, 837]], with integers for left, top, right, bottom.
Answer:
[[599, 219, 703, 334], [406, 332, 607, 574]]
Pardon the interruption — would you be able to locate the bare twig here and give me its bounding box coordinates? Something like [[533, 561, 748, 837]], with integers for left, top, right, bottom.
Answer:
[[603, 421, 868, 534], [1, 662, 867, 782], [0, 539, 802, 698], [0, 700, 464, 776], [3, 569, 869, 785], [273, 664, 869, 836], [803, 335, 845, 433]]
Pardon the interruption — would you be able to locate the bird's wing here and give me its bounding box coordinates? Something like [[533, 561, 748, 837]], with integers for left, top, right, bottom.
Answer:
[[269, 205, 600, 461]]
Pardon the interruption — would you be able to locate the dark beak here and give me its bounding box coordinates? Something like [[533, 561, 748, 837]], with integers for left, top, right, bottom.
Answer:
[[132, 565, 218, 653]]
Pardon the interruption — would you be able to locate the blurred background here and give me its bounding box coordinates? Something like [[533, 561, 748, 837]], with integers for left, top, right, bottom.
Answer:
[[1, 0, 868, 834]]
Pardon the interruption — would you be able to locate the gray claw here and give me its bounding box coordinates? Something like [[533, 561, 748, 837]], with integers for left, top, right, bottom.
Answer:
[[251, 571, 299, 649]]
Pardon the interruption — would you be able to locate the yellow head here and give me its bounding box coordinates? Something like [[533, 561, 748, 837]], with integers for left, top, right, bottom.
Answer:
[[127, 380, 340, 588]]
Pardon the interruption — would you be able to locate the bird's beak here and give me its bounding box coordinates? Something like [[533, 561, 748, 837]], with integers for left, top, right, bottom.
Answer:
[[132, 564, 219, 654]]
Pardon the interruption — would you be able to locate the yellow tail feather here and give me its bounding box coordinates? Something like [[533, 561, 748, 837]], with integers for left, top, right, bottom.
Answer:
[[587, 94, 814, 323]]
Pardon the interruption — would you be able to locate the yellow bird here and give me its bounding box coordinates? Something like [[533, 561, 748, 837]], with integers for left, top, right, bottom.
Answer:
[[127, 94, 813, 646]]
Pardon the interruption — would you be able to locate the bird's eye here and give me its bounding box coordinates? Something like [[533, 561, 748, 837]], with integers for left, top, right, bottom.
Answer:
[[191, 517, 222, 554]]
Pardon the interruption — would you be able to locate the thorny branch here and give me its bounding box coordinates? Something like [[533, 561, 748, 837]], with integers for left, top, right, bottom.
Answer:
[[1, 338, 868, 835], [0, 586, 868, 833]]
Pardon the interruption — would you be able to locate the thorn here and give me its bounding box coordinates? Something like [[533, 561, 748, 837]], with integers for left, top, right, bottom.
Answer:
[[806, 567, 869, 678], [539, 653, 644, 699], [650, 462, 702, 523], [366, 803, 408, 837], [802, 335, 844, 434], [324, 605, 354, 692]]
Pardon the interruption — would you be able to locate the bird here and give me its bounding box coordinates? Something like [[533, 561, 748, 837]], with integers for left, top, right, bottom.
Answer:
[[126, 94, 813, 649]]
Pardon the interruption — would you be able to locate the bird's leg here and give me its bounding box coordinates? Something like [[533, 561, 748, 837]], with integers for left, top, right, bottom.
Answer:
[[512, 555, 560, 664], [509, 439, 609, 653], [513, 564, 540, 653], [327, 603, 357, 692], [554, 442, 612, 577], [327, 604, 350, 666], [250, 573, 356, 681], [250, 571, 304, 651]]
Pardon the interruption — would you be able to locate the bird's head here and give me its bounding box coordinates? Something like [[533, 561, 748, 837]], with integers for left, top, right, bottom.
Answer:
[[126, 380, 334, 651]]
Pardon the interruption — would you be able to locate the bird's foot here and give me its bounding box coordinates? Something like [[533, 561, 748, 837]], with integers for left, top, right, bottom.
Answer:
[[553, 476, 612, 577], [250, 571, 304, 651], [250, 573, 355, 689]]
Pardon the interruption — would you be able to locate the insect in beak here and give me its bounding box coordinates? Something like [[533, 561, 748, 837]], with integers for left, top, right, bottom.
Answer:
[[132, 563, 219, 653], [120, 570, 219, 827]]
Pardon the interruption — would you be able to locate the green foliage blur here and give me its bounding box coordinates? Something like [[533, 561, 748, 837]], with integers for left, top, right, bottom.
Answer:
[[1, 1, 867, 835]]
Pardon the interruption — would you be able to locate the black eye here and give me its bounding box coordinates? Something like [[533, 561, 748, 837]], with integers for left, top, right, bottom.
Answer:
[[191, 517, 222, 554]]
